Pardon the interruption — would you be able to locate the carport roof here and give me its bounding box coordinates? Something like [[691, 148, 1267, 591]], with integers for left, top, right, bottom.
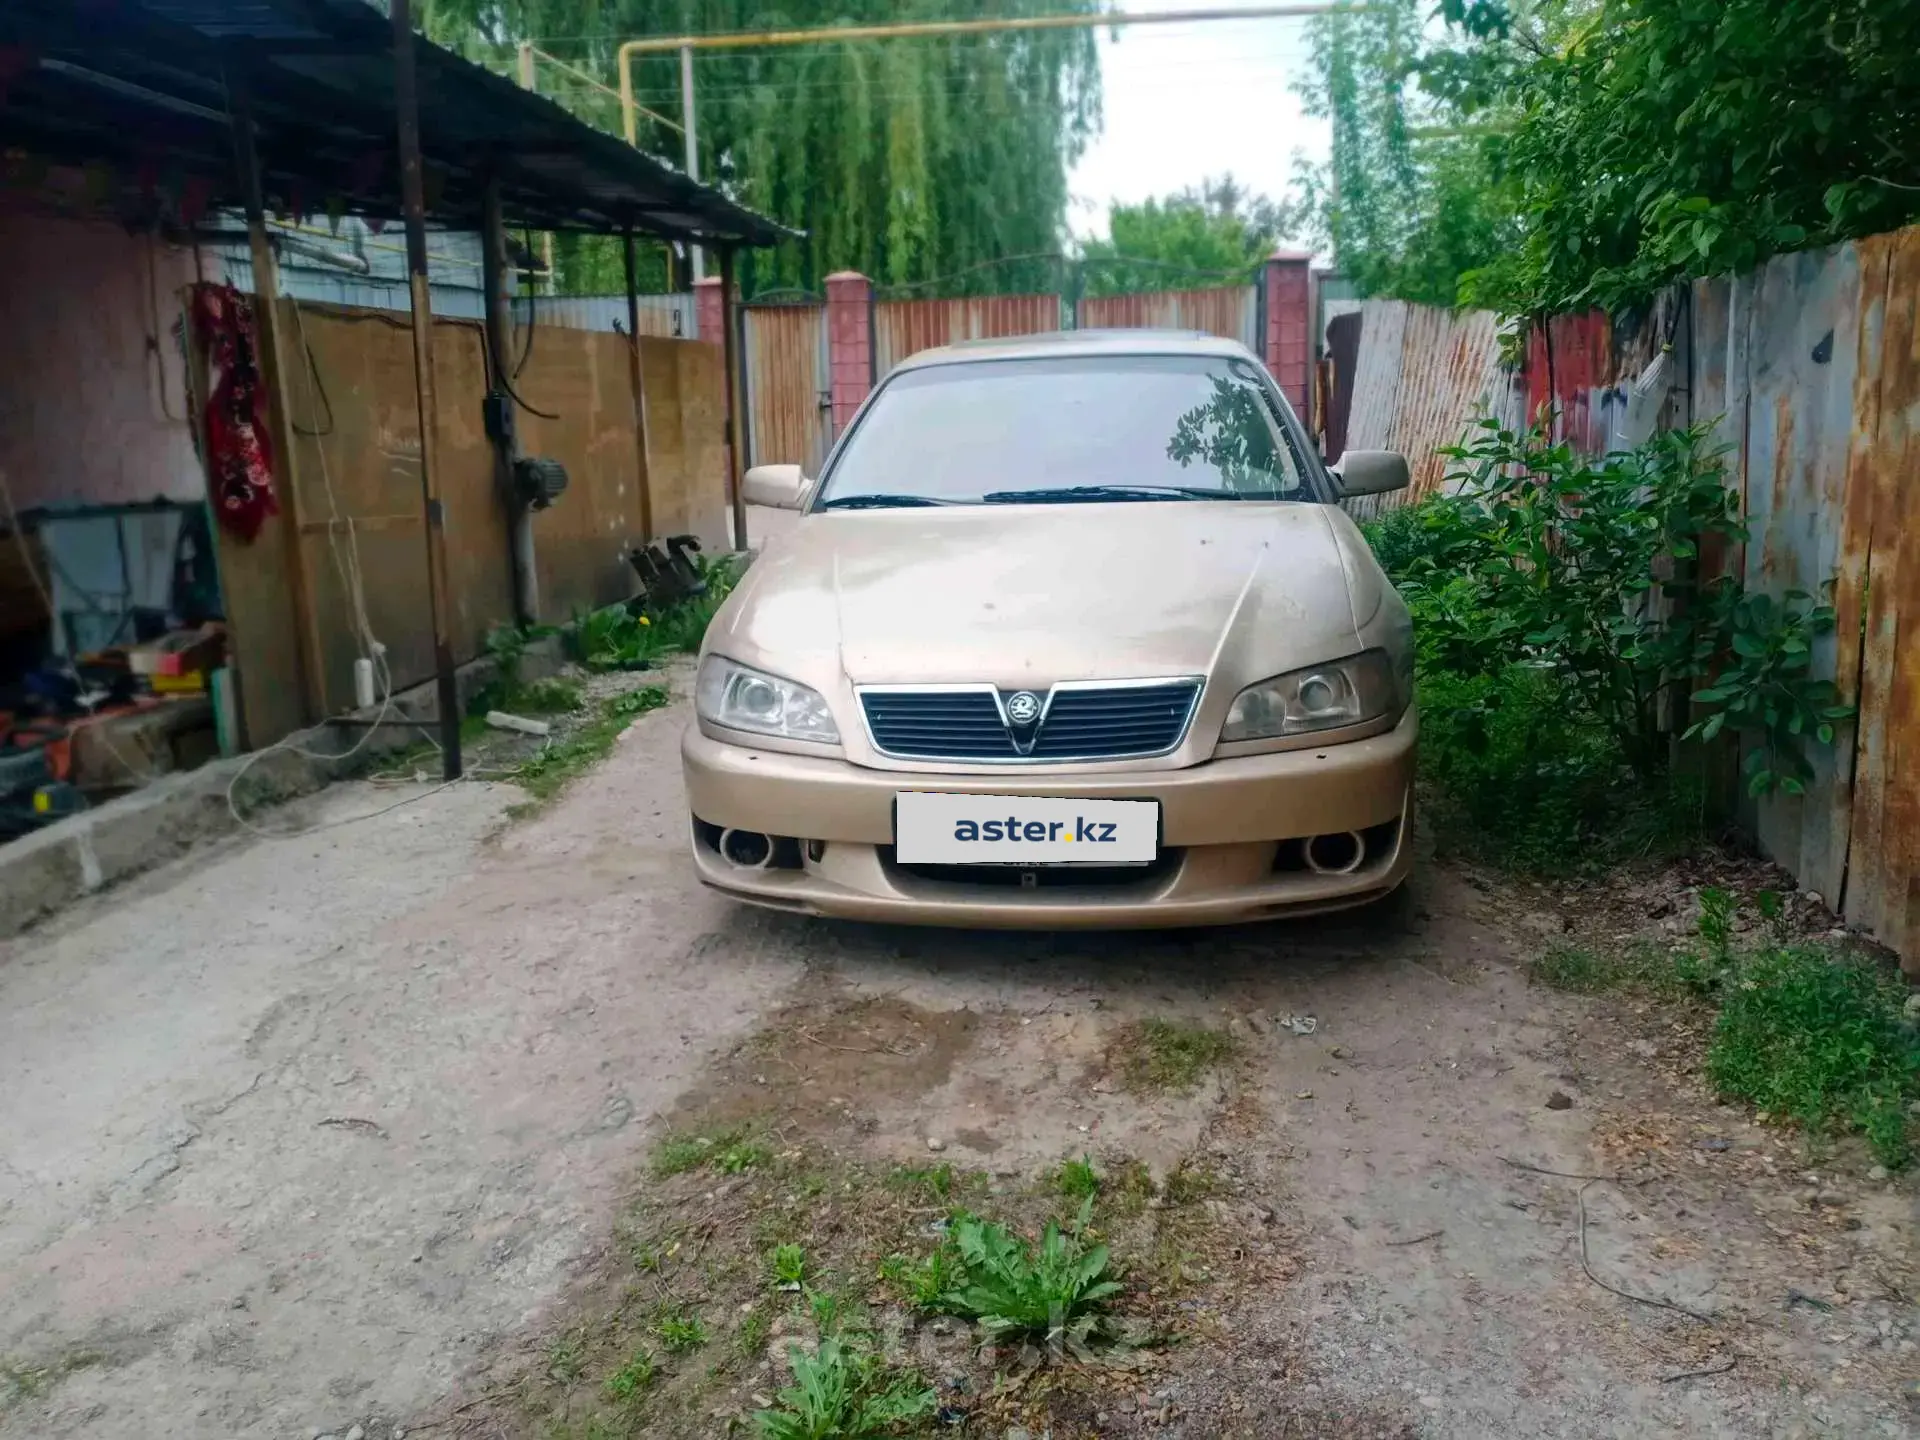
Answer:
[[0, 0, 790, 246]]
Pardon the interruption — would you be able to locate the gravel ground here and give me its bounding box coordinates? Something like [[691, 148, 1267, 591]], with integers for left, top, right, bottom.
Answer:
[[0, 679, 1912, 1439]]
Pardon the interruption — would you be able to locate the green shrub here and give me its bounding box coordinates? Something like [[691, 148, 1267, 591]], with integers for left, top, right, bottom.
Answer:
[[1707, 947, 1919, 1168]]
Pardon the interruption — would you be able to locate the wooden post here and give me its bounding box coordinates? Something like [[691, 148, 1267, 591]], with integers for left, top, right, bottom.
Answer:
[[229, 68, 325, 723], [392, 0, 462, 780], [717, 245, 746, 551], [622, 227, 656, 544], [482, 175, 537, 626]]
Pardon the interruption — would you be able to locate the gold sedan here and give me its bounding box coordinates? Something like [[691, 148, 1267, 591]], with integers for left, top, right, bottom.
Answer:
[[682, 331, 1415, 928]]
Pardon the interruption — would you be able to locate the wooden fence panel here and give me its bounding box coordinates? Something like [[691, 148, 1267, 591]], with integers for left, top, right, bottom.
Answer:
[[514, 324, 646, 626], [281, 303, 509, 716]]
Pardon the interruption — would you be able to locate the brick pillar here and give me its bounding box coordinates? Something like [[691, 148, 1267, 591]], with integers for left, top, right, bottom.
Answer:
[[693, 275, 725, 347], [1263, 250, 1313, 417], [824, 270, 874, 433]]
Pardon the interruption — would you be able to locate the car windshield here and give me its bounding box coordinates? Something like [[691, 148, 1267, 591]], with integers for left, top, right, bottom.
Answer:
[[812, 352, 1319, 508]]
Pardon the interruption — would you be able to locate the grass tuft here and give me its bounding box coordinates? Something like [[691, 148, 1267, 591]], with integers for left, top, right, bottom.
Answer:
[[602, 1348, 655, 1401], [1115, 1019, 1239, 1094], [512, 687, 669, 804], [1707, 946, 1918, 1168], [652, 1302, 708, 1355], [1054, 1155, 1099, 1200]]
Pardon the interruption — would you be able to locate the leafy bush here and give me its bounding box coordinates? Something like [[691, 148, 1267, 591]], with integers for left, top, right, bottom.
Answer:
[[1382, 419, 1848, 801], [753, 1337, 935, 1440], [1707, 946, 1919, 1168], [933, 1208, 1122, 1348]]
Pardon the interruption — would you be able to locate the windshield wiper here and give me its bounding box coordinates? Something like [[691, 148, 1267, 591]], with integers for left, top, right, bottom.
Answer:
[[817, 493, 957, 510], [980, 484, 1246, 504]]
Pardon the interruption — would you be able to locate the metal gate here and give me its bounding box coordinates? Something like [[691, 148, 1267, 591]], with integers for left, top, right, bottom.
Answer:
[[742, 302, 832, 473]]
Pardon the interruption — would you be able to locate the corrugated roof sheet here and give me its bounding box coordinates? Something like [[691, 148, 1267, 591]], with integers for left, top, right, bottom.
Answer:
[[0, 0, 788, 246]]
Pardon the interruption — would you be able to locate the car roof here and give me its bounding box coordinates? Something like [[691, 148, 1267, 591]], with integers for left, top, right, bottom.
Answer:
[[890, 328, 1260, 372]]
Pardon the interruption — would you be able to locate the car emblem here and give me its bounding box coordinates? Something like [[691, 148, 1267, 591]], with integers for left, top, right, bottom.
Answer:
[[1004, 690, 1042, 727]]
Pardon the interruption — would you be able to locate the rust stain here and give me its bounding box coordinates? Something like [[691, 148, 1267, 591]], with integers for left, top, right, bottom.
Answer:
[[1762, 391, 1796, 584]]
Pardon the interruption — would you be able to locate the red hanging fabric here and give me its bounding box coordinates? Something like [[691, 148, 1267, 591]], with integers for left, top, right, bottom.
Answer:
[[192, 283, 279, 542]]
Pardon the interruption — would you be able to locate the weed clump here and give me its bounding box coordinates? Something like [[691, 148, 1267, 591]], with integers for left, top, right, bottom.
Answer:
[[752, 1336, 935, 1440], [1708, 946, 1918, 1168], [1115, 1019, 1238, 1094]]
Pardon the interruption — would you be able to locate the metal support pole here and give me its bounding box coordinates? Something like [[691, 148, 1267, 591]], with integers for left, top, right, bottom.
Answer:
[[717, 246, 746, 551], [622, 228, 656, 544], [515, 43, 557, 293], [482, 175, 538, 628], [680, 43, 704, 282], [229, 67, 326, 729], [392, 0, 462, 781]]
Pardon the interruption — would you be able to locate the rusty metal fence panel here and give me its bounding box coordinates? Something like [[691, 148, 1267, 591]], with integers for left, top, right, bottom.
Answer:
[[1077, 285, 1258, 349], [873, 293, 1063, 376], [742, 301, 831, 473], [1337, 225, 1920, 967], [1340, 299, 1509, 519], [1826, 230, 1919, 963]]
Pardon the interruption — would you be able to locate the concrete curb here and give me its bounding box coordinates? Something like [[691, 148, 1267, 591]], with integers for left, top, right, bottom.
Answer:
[[0, 632, 574, 941]]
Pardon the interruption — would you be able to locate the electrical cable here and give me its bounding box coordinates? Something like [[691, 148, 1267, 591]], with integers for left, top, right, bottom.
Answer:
[[221, 299, 476, 841]]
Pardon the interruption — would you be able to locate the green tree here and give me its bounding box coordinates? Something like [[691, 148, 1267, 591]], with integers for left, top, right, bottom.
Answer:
[[1078, 175, 1303, 296], [1293, 0, 1520, 306], [1449, 0, 1920, 315], [425, 0, 1102, 297]]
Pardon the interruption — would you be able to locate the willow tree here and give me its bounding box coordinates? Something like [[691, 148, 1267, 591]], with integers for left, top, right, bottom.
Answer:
[[426, 0, 1102, 296]]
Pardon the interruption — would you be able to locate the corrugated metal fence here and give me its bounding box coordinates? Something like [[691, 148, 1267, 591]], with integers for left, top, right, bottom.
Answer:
[[1338, 223, 1920, 970], [1337, 301, 1511, 519]]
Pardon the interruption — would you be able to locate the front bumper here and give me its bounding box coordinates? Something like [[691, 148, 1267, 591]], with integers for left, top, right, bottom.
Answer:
[[681, 708, 1417, 928]]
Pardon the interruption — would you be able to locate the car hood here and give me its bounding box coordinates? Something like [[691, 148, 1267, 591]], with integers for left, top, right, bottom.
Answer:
[[708, 501, 1376, 690]]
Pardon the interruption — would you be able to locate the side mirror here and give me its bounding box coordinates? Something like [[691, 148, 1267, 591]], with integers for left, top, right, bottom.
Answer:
[[742, 463, 810, 510], [1332, 449, 1410, 498]]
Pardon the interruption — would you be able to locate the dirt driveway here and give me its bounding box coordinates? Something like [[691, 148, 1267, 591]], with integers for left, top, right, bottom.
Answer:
[[0, 681, 1912, 1439]]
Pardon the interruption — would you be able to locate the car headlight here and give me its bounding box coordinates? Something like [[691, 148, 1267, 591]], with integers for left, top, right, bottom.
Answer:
[[1220, 650, 1401, 742], [696, 655, 840, 743]]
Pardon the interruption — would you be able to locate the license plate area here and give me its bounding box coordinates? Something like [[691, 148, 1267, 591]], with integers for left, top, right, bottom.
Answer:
[[894, 792, 1159, 866]]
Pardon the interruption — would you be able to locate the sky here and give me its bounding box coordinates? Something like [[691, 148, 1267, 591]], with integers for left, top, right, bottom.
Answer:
[[1066, 1, 1331, 240]]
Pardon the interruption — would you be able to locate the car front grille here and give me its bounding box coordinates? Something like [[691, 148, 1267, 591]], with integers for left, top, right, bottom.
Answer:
[[859, 680, 1201, 762]]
